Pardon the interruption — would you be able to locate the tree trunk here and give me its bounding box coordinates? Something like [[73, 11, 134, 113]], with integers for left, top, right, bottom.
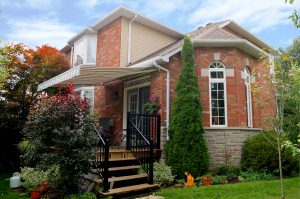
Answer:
[[276, 135, 285, 199]]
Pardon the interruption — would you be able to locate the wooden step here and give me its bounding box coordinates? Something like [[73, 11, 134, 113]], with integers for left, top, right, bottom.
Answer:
[[91, 165, 142, 173], [100, 183, 158, 196], [109, 157, 136, 161], [94, 173, 148, 184]]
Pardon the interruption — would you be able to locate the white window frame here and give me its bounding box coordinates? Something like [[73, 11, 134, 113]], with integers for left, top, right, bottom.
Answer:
[[72, 34, 97, 67], [209, 61, 227, 127], [244, 67, 253, 127], [75, 86, 95, 111]]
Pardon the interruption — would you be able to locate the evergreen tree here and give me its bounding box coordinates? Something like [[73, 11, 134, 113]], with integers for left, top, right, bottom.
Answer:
[[165, 36, 209, 178]]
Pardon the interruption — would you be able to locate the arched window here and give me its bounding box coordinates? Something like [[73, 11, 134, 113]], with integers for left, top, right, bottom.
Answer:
[[209, 61, 227, 126], [244, 67, 253, 127]]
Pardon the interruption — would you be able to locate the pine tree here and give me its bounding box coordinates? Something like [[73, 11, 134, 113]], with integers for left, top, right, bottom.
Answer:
[[165, 36, 209, 178]]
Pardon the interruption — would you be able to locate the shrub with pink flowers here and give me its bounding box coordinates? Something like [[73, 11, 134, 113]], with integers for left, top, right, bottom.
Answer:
[[143, 96, 160, 114], [21, 85, 98, 193]]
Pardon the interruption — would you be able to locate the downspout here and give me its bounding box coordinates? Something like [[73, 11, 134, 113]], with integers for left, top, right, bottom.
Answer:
[[128, 14, 138, 64], [153, 60, 170, 140]]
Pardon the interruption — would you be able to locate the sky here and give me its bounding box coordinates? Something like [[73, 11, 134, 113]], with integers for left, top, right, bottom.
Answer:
[[0, 0, 299, 50]]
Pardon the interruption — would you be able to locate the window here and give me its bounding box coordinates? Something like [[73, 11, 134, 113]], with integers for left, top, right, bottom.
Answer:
[[75, 86, 94, 111], [244, 67, 253, 127], [209, 61, 227, 126], [73, 35, 97, 67]]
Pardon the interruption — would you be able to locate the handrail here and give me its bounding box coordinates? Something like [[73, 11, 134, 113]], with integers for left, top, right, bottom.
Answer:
[[127, 112, 154, 184], [94, 126, 109, 193], [129, 120, 150, 145]]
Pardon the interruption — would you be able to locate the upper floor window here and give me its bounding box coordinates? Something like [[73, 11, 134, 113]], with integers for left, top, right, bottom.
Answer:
[[244, 67, 253, 127], [209, 61, 227, 127], [73, 35, 97, 67]]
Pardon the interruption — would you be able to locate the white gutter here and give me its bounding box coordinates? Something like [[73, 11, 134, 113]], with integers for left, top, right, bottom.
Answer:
[[153, 60, 170, 140], [128, 14, 138, 64]]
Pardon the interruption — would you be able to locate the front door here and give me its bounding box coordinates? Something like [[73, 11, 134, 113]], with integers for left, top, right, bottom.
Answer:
[[127, 86, 150, 114]]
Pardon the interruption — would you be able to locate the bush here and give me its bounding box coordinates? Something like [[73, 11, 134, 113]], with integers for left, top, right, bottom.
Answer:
[[215, 165, 241, 177], [21, 87, 99, 192], [69, 192, 97, 199], [240, 170, 274, 182], [21, 166, 60, 192], [241, 133, 300, 176], [165, 36, 209, 178], [212, 175, 227, 185], [153, 162, 175, 186]]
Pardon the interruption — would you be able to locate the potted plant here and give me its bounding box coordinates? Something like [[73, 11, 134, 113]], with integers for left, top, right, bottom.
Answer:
[[143, 96, 160, 114], [202, 174, 213, 186]]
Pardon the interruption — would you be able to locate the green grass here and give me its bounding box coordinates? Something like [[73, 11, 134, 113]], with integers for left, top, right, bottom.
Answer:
[[156, 177, 300, 199], [0, 173, 28, 199]]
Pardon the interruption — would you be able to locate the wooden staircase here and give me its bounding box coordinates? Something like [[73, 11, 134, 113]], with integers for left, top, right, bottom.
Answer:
[[93, 148, 158, 198]]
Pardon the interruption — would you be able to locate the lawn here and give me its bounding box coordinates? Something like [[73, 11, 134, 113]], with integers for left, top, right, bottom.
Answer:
[[156, 177, 300, 199], [0, 173, 28, 199]]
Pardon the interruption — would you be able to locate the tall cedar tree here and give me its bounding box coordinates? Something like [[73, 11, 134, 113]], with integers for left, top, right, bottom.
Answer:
[[165, 36, 209, 178]]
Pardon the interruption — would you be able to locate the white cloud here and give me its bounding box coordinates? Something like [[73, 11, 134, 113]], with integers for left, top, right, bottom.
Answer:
[[0, 0, 58, 10], [5, 17, 80, 49], [187, 0, 300, 33]]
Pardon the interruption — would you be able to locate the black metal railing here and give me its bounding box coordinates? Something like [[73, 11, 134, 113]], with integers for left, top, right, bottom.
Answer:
[[127, 112, 160, 184], [126, 113, 161, 149], [94, 128, 109, 192]]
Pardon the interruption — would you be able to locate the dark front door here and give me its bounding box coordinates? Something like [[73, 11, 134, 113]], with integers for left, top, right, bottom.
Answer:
[[127, 86, 150, 114]]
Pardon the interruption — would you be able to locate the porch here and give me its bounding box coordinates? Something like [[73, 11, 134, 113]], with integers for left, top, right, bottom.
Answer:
[[38, 65, 167, 196]]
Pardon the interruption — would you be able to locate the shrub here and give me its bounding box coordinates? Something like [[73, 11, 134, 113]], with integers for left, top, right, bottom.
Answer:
[[69, 192, 97, 199], [165, 36, 209, 178], [153, 162, 175, 186], [212, 175, 227, 185], [215, 165, 241, 177], [21, 87, 99, 192], [241, 133, 300, 176], [240, 170, 274, 182], [21, 166, 60, 193]]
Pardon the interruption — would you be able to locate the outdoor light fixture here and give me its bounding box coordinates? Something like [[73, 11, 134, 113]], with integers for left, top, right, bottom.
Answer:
[[113, 92, 119, 99]]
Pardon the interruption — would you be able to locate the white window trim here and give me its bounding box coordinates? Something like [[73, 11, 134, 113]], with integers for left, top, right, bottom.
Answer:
[[209, 61, 228, 127], [75, 86, 95, 111], [244, 68, 253, 127], [72, 34, 97, 67]]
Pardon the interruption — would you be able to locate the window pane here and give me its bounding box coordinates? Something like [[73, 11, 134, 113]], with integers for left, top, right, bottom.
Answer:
[[218, 100, 224, 108], [212, 108, 218, 116], [219, 108, 225, 116], [217, 72, 224, 78], [211, 91, 218, 99], [219, 117, 225, 125], [218, 91, 224, 99], [217, 83, 224, 90], [212, 100, 218, 107], [211, 83, 217, 90], [211, 71, 217, 78], [212, 117, 218, 125]]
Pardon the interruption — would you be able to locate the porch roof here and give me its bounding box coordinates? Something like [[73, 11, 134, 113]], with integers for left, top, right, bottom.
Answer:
[[37, 65, 156, 91]]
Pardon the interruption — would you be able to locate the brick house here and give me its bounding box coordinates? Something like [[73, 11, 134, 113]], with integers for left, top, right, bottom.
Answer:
[[38, 6, 276, 170]]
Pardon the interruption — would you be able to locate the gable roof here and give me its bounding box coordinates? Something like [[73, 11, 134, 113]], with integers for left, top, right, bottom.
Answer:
[[61, 6, 184, 52], [130, 20, 274, 66]]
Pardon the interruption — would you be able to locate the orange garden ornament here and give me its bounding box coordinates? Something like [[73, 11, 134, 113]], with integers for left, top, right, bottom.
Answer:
[[185, 172, 195, 187]]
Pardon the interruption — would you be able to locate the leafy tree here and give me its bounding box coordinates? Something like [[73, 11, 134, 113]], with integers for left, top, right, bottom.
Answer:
[[286, 0, 300, 28], [0, 43, 68, 130], [21, 86, 99, 192], [165, 36, 209, 178]]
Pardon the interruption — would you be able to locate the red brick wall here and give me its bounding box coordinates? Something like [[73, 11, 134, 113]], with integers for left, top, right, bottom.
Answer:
[[94, 82, 124, 132], [94, 18, 123, 133], [96, 17, 122, 67], [160, 47, 276, 129]]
